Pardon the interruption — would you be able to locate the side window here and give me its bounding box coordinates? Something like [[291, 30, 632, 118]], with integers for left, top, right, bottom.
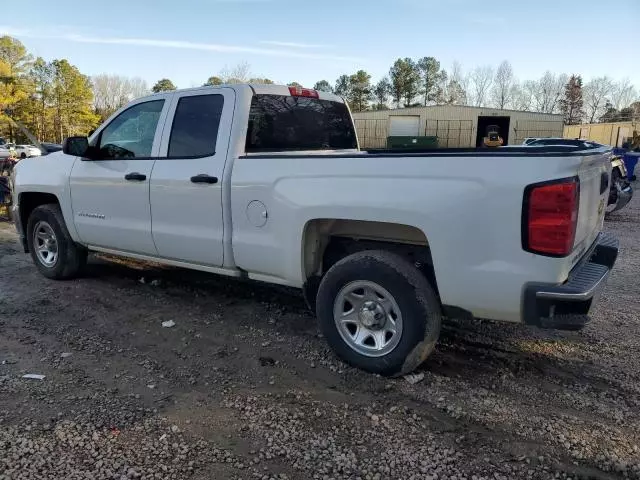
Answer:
[[96, 100, 164, 159], [168, 94, 224, 158]]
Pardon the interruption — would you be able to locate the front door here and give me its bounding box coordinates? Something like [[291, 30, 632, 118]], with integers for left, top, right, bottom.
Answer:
[[69, 97, 171, 254], [149, 87, 234, 266]]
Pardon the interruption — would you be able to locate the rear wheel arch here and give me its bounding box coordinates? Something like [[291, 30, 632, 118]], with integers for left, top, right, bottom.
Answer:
[[301, 218, 439, 309], [316, 249, 442, 376]]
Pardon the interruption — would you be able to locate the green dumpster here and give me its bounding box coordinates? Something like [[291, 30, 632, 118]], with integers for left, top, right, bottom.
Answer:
[[386, 136, 439, 149]]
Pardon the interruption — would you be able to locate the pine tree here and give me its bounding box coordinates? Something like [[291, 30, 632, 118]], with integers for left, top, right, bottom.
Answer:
[[50, 59, 100, 142], [203, 76, 223, 86], [348, 70, 373, 112], [0, 36, 32, 76], [373, 78, 391, 110], [389, 58, 420, 107], [417, 56, 446, 105], [0, 36, 32, 140], [334, 75, 351, 100], [151, 78, 177, 93], [313, 80, 333, 93], [559, 75, 585, 125]]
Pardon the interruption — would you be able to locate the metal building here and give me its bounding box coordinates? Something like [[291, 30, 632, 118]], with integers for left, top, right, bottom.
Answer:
[[351, 105, 564, 149]]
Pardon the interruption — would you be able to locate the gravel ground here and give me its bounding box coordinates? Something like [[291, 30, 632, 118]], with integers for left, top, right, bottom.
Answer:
[[1, 186, 639, 480]]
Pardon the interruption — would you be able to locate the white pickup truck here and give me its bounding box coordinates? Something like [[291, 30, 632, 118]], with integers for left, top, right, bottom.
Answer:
[[11, 84, 618, 376]]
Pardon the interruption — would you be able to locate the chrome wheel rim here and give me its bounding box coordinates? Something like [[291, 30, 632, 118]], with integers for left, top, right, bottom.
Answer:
[[333, 280, 403, 357], [33, 221, 58, 267]]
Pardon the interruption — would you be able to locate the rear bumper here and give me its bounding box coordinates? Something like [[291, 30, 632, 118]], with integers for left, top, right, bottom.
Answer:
[[523, 232, 618, 330]]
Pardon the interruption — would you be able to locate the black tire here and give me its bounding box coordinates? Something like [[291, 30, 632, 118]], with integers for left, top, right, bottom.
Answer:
[[316, 250, 441, 376], [20, 152, 26, 159], [26, 203, 87, 279]]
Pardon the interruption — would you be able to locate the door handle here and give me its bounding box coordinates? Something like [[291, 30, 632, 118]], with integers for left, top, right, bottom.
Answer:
[[190, 174, 218, 184], [124, 172, 147, 181]]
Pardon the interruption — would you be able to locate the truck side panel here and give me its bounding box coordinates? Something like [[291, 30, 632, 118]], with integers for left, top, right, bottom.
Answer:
[[230, 152, 603, 323]]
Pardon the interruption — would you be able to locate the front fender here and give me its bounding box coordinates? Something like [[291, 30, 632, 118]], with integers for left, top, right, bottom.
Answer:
[[14, 153, 80, 242]]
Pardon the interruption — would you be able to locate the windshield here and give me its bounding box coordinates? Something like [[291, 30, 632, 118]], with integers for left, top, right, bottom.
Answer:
[[245, 94, 357, 152]]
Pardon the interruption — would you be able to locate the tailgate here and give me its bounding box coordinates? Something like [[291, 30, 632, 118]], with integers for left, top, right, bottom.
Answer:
[[573, 150, 611, 255]]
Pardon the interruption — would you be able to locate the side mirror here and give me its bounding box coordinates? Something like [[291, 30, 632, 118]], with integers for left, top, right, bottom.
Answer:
[[62, 136, 89, 157]]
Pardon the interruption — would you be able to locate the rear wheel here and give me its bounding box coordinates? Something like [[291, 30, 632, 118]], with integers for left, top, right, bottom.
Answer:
[[316, 250, 441, 376], [26, 204, 87, 279]]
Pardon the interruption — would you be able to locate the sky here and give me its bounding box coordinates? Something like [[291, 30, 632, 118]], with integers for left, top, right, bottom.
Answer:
[[1, 0, 639, 90]]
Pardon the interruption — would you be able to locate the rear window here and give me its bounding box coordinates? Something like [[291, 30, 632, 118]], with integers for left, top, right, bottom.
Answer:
[[245, 94, 357, 152]]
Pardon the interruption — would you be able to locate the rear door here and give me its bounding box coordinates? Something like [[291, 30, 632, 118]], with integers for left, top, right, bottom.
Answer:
[[149, 87, 234, 266]]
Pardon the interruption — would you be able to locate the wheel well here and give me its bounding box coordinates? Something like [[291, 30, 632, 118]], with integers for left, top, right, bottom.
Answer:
[[302, 219, 439, 306], [612, 165, 624, 179], [19, 192, 59, 242]]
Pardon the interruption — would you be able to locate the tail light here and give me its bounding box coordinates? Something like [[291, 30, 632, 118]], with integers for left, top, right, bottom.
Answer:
[[288, 85, 319, 98], [523, 177, 579, 256]]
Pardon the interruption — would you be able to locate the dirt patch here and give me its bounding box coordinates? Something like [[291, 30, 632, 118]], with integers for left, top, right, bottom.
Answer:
[[1, 189, 640, 479]]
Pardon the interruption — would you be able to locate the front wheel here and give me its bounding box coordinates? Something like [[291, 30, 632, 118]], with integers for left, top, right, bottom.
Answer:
[[26, 204, 87, 279], [316, 250, 441, 376]]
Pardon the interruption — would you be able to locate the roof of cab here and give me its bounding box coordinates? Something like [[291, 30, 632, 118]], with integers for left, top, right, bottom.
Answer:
[[147, 83, 345, 103]]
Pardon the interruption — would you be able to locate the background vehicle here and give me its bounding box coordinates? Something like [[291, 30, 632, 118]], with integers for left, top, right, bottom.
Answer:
[[522, 137, 632, 213], [14, 145, 42, 158], [0, 145, 16, 159], [40, 143, 63, 154], [11, 84, 618, 376], [523, 138, 593, 148]]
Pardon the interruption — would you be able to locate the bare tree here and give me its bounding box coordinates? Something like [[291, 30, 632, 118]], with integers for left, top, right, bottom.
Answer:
[[584, 76, 614, 123], [610, 78, 637, 110], [451, 61, 464, 85], [531, 71, 568, 113], [551, 73, 568, 113], [219, 61, 252, 84], [469, 65, 493, 107], [92, 74, 149, 118], [491, 60, 514, 109], [128, 77, 150, 99], [450, 61, 469, 105], [511, 80, 535, 111]]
